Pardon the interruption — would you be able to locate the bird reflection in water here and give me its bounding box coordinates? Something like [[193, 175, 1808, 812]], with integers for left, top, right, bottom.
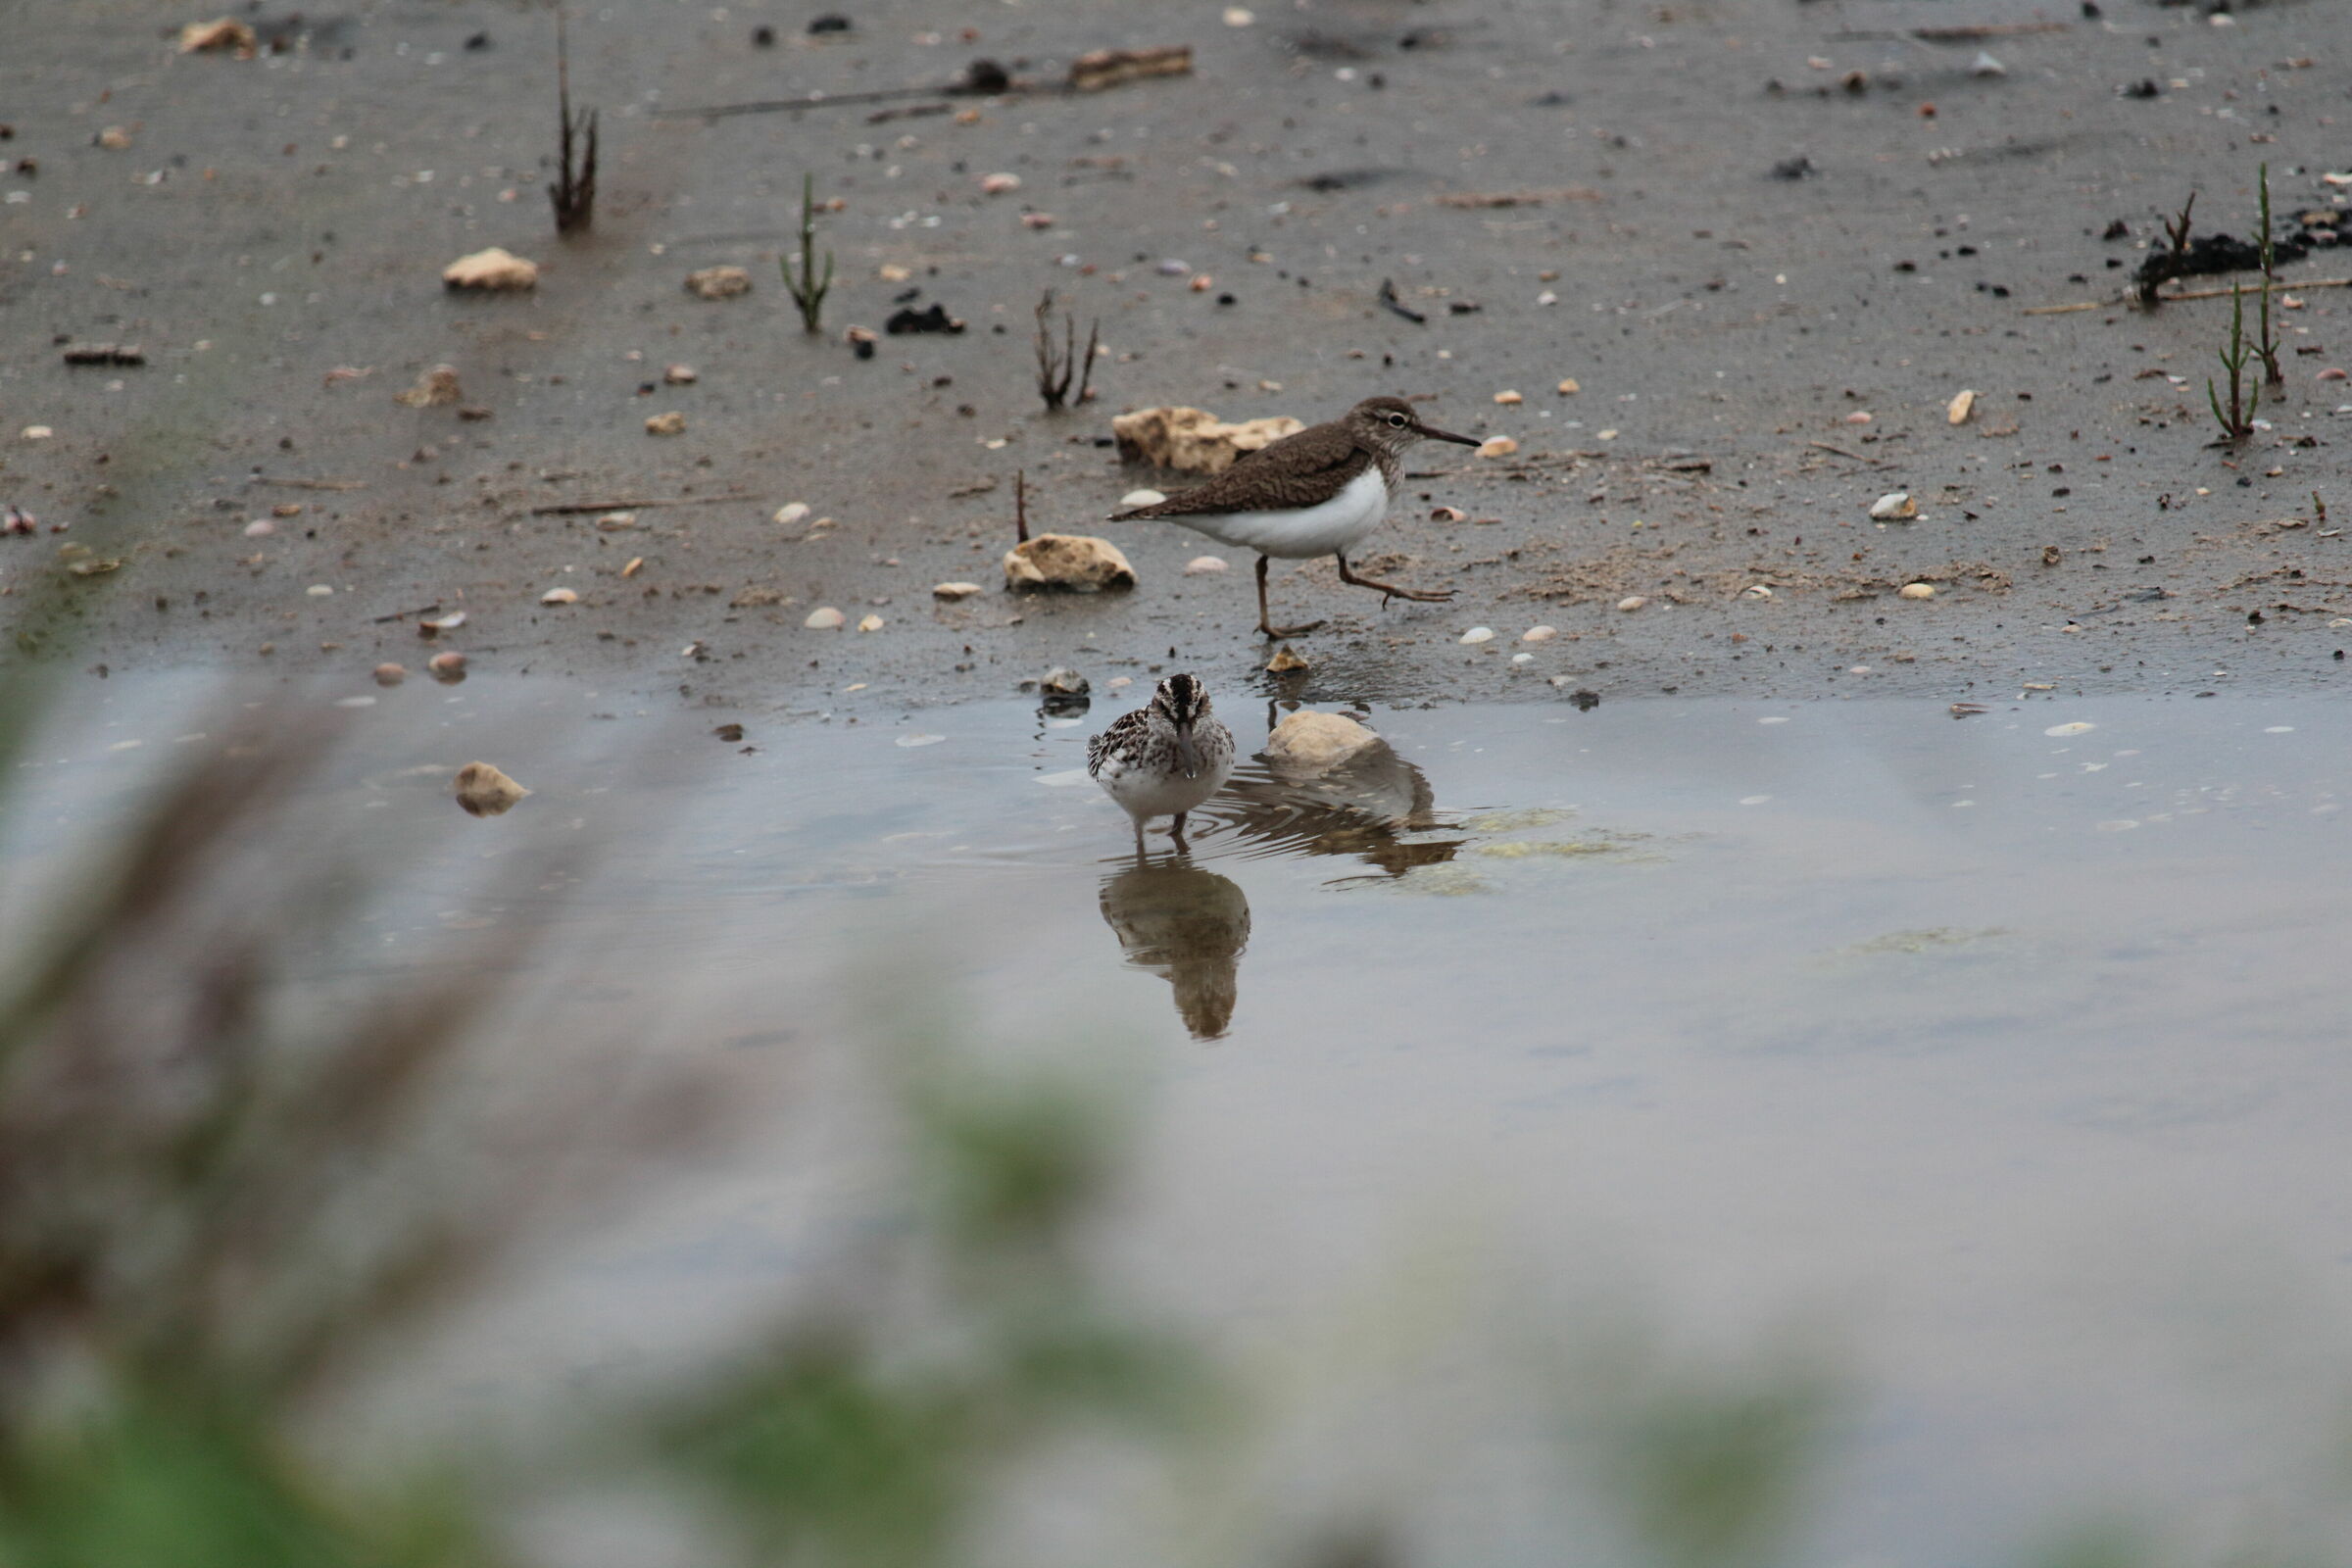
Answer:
[[1097, 855, 1251, 1041], [1201, 718, 1464, 882]]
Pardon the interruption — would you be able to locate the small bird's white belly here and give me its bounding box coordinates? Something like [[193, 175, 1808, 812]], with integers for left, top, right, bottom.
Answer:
[[1177, 467, 1389, 559], [1096, 752, 1232, 820]]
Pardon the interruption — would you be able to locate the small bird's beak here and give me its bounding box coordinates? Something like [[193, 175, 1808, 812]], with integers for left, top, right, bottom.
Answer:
[[1174, 724, 1203, 779], [1414, 420, 1482, 447]]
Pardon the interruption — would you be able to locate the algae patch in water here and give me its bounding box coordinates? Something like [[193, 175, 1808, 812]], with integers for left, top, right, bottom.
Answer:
[[1462, 807, 1580, 833], [1836, 926, 2009, 957]]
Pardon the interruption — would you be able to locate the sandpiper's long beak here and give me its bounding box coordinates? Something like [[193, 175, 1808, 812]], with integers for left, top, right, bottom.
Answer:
[[1414, 421, 1482, 447], [1174, 725, 1203, 779]]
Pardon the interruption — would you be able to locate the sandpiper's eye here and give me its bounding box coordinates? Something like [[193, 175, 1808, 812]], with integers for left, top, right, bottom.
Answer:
[[1388, 413, 1407, 427]]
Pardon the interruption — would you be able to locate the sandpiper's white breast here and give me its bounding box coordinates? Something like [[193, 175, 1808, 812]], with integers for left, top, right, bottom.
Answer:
[[1174, 466, 1389, 560]]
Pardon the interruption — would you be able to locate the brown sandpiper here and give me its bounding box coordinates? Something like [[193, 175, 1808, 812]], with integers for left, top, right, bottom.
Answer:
[[1106, 395, 1481, 638]]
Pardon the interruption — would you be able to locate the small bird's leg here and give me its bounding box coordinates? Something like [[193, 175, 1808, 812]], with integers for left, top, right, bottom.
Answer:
[[1169, 810, 1190, 851], [1255, 554, 1325, 639], [1335, 551, 1455, 606]]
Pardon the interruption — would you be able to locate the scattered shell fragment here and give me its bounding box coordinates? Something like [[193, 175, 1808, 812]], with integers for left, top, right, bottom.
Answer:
[[441, 247, 538, 291], [857, 613, 885, 632], [540, 587, 578, 605], [1120, 488, 1167, 508], [1868, 491, 1918, 521], [805, 606, 846, 629], [1556, 378, 1581, 395], [96, 126, 133, 151], [1004, 533, 1137, 592], [454, 761, 529, 818], [1522, 625, 1557, 643], [877, 263, 913, 282], [596, 511, 638, 530], [1264, 710, 1382, 773], [179, 17, 258, 53], [393, 365, 463, 408], [1223, 6, 1255, 24], [1741, 584, 1774, 600], [1843, 411, 1874, 426], [1947, 388, 1977, 425], [730, 585, 786, 608], [1493, 390, 1523, 406], [1430, 506, 1467, 522], [1184, 555, 1230, 575], [2043, 721, 2096, 737], [306, 583, 334, 598], [428, 651, 467, 682], [621, 557, 644, 578], [683, 266, 753, 300], [418, 612, 466, 637], [1971, 51, 2006, 77], [980, 172, 1022, 195], [645, 412, 686, 436], [1069, 44, 1193, 92], [933, 581, 985, 601], [775, 502, 811, 526], [1459, 626, 1494, 645], [22, 426, 53, 441], [373, 662, 407, 687], [664, 364, 699, 384], [242, 518, 274, 538], [1616, 595, 1646, 612], [1898, 582, 1936, 600], [1264, 643, 1310, 674], [1478, 436, 1519, 458]]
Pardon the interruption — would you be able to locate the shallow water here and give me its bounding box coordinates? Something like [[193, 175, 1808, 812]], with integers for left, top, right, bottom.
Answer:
[[9, 678, 2351, 1561]]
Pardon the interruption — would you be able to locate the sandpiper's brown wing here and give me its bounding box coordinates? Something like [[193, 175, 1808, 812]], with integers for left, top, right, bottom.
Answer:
[[1109, 421, 1370, 519]]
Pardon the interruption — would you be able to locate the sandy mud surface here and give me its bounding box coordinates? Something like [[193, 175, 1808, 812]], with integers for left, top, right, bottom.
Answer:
[[4, 0, 2349, 715]]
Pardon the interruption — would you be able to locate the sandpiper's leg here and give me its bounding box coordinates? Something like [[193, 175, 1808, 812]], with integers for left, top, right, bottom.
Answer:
[[1335, 551, 1455, 606], [1169, 810, 1190, 851], [1255, 554, 1325, 639]]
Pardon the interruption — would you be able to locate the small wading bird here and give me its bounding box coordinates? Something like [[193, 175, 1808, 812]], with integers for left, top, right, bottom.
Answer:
[[1087, 672, 1236, 849], [1108, 395, 1481, 637]]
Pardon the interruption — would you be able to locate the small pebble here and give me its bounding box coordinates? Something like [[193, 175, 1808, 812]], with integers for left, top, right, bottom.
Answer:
[[1184, 555, 1230, 574], [1478, 436, 1518, 458], [980, 172, 1021, 194], [1556, 378, 1581, 395], [1522, 625, 1557, 642], [1120, 488, 1167, 507], [373, 662, 407, 686], [1898, 582, 1936, 600], [306, 583, 333, 597], [1459, 626, 1494, 645], [1616, 595, 1646, 612], [540, 587, 578, 605], [1493, 390, 1523, 406], [1223, 6, 1254, 24], [428, 651, 467, 682], [775, 502, 811, 525], [645, 412, 686, 436], [664, 364, 699, 384], [932, 581, 984, 600], [805, 606, 845, 628]]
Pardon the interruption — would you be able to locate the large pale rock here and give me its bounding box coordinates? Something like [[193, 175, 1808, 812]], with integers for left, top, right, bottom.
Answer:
[[1263, 710, 1385, 776], [454, 761, 529, 817], [442, 248, 539, 291], [1111, 406, 1304, 474], [1003, 533, 1137, 592]]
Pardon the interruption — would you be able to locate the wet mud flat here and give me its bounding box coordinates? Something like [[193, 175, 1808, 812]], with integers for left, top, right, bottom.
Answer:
[[5, 675, 2349, 1558], [3, 0, 2352, 713]]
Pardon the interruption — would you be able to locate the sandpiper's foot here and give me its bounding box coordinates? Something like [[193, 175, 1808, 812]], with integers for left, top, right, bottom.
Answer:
[[1258, 616, 1326, 639], [1337, 553, 1455, 606]]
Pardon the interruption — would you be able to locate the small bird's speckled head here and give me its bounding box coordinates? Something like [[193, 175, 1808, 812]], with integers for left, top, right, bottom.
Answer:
[[1152, 671, 1211, 728], [1347, 395, 1481, 453]]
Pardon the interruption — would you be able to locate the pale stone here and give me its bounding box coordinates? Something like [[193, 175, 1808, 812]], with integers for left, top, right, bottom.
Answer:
[[1119, 488, 1167, 508], [441, 247, 538, 291], [645, 412, 686, 436], [1003, 533, 1138, 592], [1459, 626, 1494, 644], [1899, 582, 1936, 600], [774, 502, 811, 525], [804, 607, 846, 629], [1184, 556, 1229, 574], [1947, 388, 1977, 425], [393, 365, 462, 408], [1493, 390, 1523, 405], [932, 581, 986, 600], [683, 266, 753, 300], [1478, 436, 1518, 458], [1522, 625, 1557, 642], [540, 587, 578, 604], [454, 761, 528, 817], [1264, 710, 1384, 774], [1110, 406, 1304, 474]]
